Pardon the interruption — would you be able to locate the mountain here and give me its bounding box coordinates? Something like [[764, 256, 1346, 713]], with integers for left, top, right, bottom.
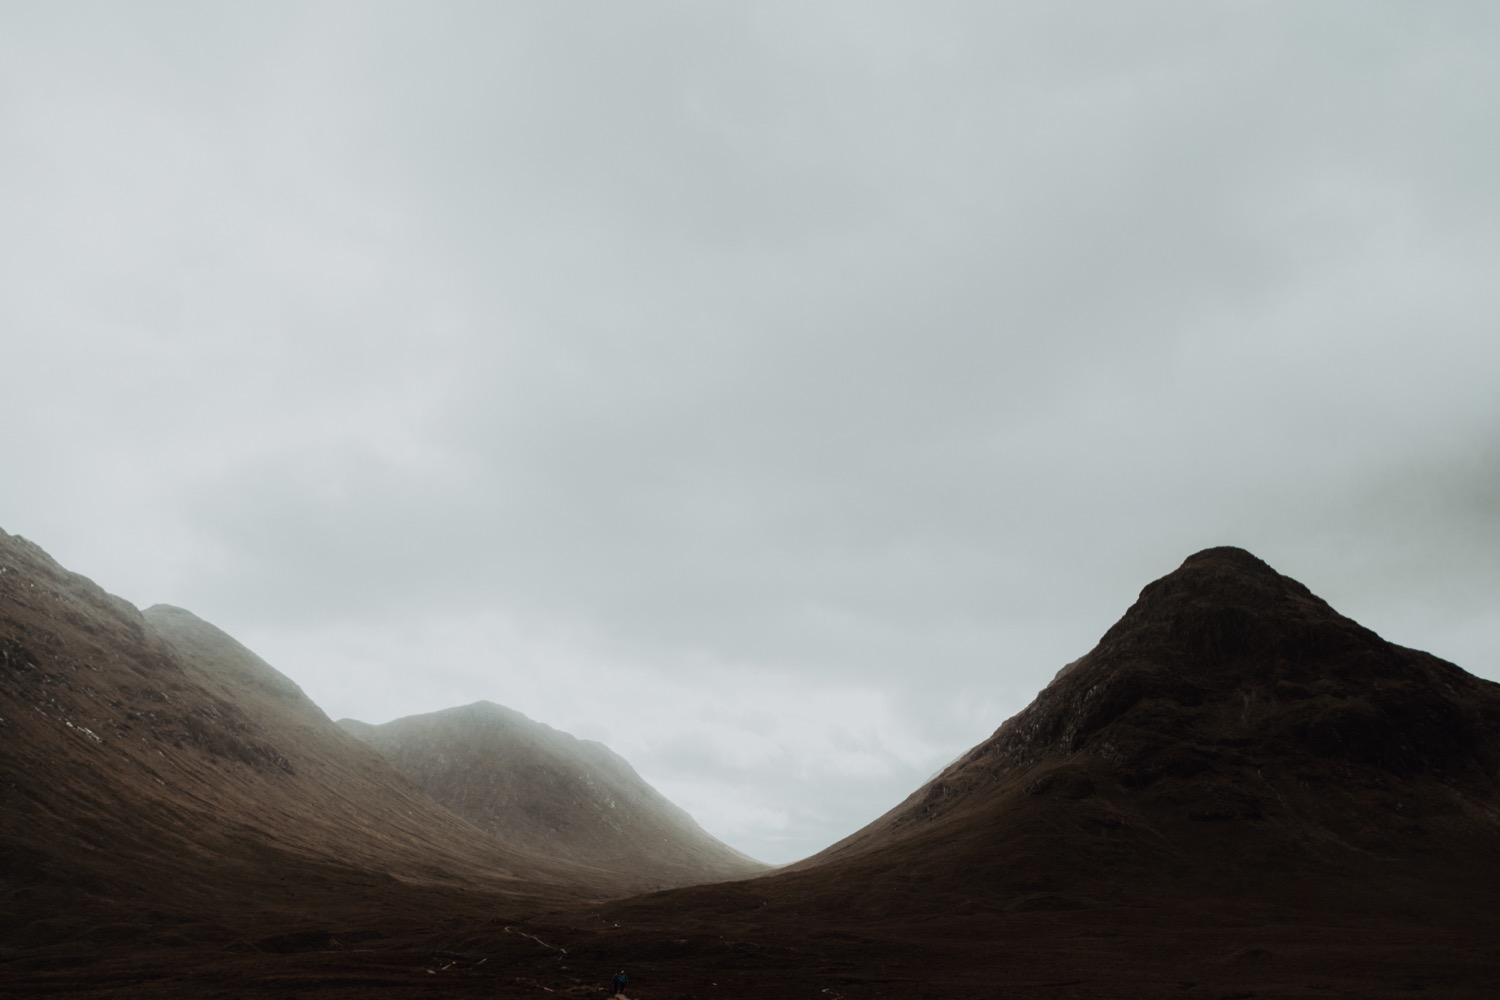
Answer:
[[586, 546, 1500, 997], [6, 537, 1499, 998], [799, 546, 1500, 886], [340, 702, 765, 888], [0, 528, 642, 960]]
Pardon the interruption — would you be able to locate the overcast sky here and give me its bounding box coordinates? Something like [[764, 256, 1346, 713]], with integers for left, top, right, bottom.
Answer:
[[3, 1, 1497, 864]]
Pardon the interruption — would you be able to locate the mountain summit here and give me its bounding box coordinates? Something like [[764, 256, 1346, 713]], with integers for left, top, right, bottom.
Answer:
[[803, 545, 1500, 892], [340, 701, 765, 888], [585, 547, 1500, 995], [998, 544, 1493, 777]]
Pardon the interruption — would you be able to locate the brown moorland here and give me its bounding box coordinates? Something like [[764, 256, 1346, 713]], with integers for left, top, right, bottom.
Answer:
[[4, 533, 1499, 998], [0, 527, 724, 994]]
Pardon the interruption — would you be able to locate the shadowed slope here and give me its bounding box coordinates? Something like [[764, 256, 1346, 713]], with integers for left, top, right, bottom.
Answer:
[[800, 545, 1500, 889], [580, 547, 1500, 997], [341, 702, 765, 889], [0, 529, 630, 958], [6, 539, 1500, 998]]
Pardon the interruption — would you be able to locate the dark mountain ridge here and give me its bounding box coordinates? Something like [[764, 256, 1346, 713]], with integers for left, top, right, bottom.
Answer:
[[803, 545, 1500, 880], [583, 547, 1500, 997], [810, 548, 1500, 875]]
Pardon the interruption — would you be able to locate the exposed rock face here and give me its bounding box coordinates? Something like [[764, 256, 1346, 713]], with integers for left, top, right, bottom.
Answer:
[[340, 702, 765, 888], [998, 546, 1491, 774]]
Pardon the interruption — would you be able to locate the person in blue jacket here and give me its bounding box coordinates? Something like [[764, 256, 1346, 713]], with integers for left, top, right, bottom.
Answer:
[[611, 969, 628, 996]]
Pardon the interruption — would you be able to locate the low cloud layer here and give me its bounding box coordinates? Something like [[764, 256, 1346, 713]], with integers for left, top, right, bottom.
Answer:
[[4, 2, 1497, 862]]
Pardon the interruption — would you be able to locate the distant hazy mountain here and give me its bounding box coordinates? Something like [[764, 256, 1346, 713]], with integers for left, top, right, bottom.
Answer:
[[341, 702, 765, 888]]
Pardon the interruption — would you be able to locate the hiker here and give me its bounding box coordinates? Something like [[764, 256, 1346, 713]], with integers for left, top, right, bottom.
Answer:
[[610, 969, 628, 996]]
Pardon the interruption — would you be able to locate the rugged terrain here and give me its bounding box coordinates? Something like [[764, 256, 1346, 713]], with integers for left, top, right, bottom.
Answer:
[[0, 526, 707, 983], [557, 549, 1500, 997], [341, 702, 765, 889], [4, 534, 1499, 998]]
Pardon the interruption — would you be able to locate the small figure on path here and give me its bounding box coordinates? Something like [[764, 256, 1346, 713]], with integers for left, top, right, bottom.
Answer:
[[611, 969, 628, 997]]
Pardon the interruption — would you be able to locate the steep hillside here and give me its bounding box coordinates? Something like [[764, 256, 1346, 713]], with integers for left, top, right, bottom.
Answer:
[[7, 539, 1499, 998], [341, 702, 765, 889], [580, 547, 1500, 998], [799, 546, 1500, 888], [0, 529, 627, 958]]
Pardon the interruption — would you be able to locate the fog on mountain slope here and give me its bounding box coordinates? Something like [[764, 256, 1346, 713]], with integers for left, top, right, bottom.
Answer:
[[339, 700, 766, 887], [0, 526, 723, 956]]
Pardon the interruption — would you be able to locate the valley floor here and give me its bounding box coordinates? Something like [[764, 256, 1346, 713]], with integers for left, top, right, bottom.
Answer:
[[5, 900, 1499, 1000]]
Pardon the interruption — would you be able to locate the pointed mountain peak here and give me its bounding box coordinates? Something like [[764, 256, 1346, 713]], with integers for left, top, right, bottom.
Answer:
[[1135, 545, 1321, 612], [1086, 546, 1372, 678], [1178, 544, 1281, 573], [975, 546, 1497, 784], [804, 548, 1500, 879]]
